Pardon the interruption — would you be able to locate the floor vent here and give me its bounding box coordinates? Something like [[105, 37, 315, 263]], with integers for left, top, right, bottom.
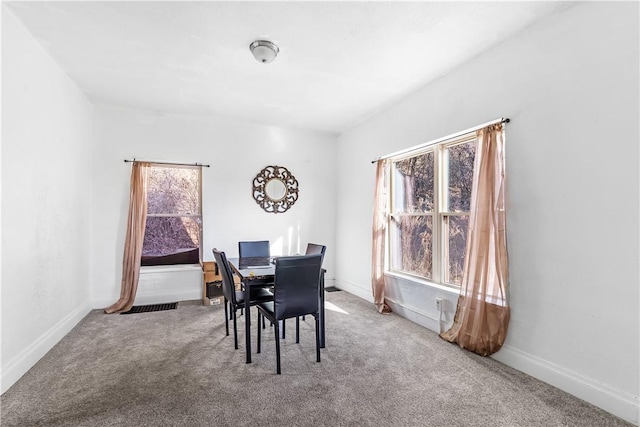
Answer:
[[120, 302, 178, 315], [324, 287, 341, 292]]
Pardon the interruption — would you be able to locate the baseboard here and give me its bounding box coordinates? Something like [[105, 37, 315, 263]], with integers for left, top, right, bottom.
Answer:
[[92, 289, 201, 309], [334, 279, 447, 332], [492, 344, 639, 425], [92, 268, 202, 309], [334, 277, 638, 425], [1, 302, 91, 394], [385, 298, 442, 333], [333, 278, 372, 302], [133, 289, 201, 306]]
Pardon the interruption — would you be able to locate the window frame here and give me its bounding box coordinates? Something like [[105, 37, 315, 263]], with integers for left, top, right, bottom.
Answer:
[[142, 163, 203, 267], [388, 147, 437, 281], [388, 132, 476, 288]]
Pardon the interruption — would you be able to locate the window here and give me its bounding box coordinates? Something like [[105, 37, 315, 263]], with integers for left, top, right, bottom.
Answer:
[[141, 165, 202, 266], [389, 135, 476, 286]]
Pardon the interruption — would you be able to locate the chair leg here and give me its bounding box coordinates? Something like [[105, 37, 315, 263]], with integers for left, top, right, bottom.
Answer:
[[296, 316, 300, 344], [224, 298, 229, 337], [257, 311, 262, 353], [274, 321, 281, 374], [315, 314, 321, 363], [229, 302, 233, 320], [282, 319, 286, 339], [233, 310, 239, 350]]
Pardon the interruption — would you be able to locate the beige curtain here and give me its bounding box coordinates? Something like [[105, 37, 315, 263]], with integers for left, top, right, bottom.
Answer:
[[105, 162, 151, 314], [372, 159, 392, 314], [440, 124, 510, 356]]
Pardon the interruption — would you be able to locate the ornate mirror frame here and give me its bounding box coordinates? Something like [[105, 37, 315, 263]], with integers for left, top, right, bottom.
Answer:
[[252, 165, 299, 213]]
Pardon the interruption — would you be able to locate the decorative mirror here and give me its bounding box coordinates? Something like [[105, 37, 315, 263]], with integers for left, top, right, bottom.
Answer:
[[252, 165, 299, 213]]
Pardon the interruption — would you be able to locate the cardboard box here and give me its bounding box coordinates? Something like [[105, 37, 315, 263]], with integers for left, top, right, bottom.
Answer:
[[201, 261, 217, 272], [200, 260, 242, 303], [206, 280, 223, 298], [204, 271, 219, 283], [202, 296, 223, 306], [201, 261, 223, 306], [201, 261, 220, 283]]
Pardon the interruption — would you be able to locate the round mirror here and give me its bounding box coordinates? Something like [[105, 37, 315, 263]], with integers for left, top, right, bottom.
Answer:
[[265, 178, 286, 201], [252, 165, 299, 214]]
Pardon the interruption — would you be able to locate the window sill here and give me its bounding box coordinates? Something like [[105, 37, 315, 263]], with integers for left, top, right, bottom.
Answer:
[[385, 271, 460, 296], [140, 264, 201, 274]]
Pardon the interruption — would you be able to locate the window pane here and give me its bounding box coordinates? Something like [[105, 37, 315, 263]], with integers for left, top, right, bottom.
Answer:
[[393, 152, 434, 213], [391, 215, 432, 279], [142, 216, 200, 260], [147, 167, 200, 215], [445, 215, 469, 285], [446, 141, 475, 212]]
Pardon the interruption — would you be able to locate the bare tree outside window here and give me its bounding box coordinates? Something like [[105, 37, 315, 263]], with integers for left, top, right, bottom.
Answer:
[[443, 141, 475, 285], [391, 152, 434, 278], [141, 166, 202, 266], [393, 215, 433, 279], [388, 136, 476, 286]]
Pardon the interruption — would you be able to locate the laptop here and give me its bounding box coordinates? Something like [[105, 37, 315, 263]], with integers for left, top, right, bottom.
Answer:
[[238, 256, 271, 269]]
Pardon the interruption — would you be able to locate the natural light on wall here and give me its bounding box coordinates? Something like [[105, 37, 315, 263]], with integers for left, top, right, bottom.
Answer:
[[286, 224, 302, 255], [272, 237, 283, 256]]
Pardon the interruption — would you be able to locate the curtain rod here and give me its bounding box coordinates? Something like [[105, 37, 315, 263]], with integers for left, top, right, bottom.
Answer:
[[124, 158, 210, 168], [371, 117, 510, 164]]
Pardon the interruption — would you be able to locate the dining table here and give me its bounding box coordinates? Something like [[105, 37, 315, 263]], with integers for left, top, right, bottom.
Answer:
[[228, 256, 326, 363]]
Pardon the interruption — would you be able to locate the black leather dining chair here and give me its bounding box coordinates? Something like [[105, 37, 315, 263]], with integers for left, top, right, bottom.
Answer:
[[256, 254, 323, 374], [238, 240, 270, 258], [212, 248, 273, 350], [278, 243, 326, 336], [305, 243, 326, 261], [297, 243, 326, 324]]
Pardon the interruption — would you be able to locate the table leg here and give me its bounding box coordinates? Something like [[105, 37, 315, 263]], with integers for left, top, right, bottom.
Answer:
[[244, 280, 252, 363], [320, 269, 326, 348]]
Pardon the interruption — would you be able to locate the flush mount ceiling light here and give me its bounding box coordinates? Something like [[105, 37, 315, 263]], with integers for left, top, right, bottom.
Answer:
[[249, 40, 279, 64]]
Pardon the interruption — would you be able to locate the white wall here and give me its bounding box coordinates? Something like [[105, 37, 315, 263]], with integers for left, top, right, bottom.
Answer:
[[335, 2, 639, 424], [2, 1, 637, 422], [1, 7, 93, 393], [91, 105, 337, 307]]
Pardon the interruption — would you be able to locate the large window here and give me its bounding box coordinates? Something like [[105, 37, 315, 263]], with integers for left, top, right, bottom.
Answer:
[[389, 135, 476, 286], [141, 165, 202, 266]]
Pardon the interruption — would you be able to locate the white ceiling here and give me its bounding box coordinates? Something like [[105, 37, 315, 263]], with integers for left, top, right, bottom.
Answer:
[[5, 1, 572, 135]]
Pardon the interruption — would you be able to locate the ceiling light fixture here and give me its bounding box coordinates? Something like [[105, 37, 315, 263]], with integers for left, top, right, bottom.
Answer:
[[249, 40, 279, 64]]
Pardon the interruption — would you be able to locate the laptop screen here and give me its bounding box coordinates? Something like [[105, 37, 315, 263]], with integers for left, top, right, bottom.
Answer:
[[238, 256, 271, 269]]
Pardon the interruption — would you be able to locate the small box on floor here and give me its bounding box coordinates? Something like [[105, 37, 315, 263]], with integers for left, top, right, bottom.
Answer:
[[201, 261, 220, 283], [203, 280, 223, 306], [206, 280, 223, 298], [202, 296, 223, 306], [201, 261, 223, 306]]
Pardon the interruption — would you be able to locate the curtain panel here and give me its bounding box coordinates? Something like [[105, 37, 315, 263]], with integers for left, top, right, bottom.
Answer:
[[105, 162, 151, 314], [440, 124, 510, 356], [372, 159, 392, 314]]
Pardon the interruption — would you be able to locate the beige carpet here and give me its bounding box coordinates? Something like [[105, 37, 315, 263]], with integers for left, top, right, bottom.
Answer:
[[1, 291, 631, 426]]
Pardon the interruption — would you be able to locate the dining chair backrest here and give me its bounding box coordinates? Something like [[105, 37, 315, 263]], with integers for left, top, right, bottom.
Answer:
[[238, 240, 270, 258], [212, 248, 237, 305], [305, 243, 326, 264], [273, 254, 323, 321]]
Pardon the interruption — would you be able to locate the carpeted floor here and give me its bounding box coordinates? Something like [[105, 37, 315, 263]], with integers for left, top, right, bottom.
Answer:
[[1, 291, 632, 426]]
